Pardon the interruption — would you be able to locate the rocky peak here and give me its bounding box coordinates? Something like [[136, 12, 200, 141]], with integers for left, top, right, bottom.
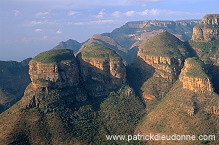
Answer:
[[191, 14, 219, 42], [29, 49, 79, 90], [179, 57, 213, 93], [137, 31, 187, 80], [53, 39, 82, 54], [77, 45, 126, 95], [201, 14, 219, 25]]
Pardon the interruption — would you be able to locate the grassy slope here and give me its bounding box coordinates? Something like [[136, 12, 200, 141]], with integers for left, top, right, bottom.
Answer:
[[33, 49, 74, 64], [81, 45, 121, 60], [188, 38, 219, 64], [185, 57, 209, 79], [139, 31, 188, 57]]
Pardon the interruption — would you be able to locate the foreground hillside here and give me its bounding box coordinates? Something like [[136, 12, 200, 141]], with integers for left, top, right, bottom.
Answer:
[[0, 48, 145, 145]]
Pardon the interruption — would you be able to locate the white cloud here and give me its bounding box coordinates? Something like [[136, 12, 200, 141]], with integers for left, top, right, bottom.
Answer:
[[67, 20, 120, 25], [40, 36, 49, 40], [67, 11, 79, 16], [138, 9, 159, 15], [14, 10, 21, 16], [36, 12, 49, 17], [29, 20, 56, 25], [111, 9, 197, 18], [124, 11, 136, 16], [95, 9, 106, 18], [56, 29, 62, 34], [133, 0, 161, 6], [34, 29, 42, 32], [111, 11, 123, 17]]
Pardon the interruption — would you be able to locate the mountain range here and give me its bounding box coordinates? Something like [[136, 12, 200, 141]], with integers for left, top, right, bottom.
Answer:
[[0, 14, 218, 145]]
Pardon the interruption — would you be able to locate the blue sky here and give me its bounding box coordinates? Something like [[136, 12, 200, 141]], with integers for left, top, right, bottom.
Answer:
[[0, 0, 218, 61]]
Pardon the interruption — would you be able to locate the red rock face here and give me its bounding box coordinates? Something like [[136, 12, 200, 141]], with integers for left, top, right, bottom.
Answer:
[[29, 59, 79, 89]]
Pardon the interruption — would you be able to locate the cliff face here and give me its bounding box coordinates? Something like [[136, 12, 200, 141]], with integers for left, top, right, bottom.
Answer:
[[77, 45, 126, 92], [29, 60, 79, 89], [191, 14, 219, 42], [179, 57, 213, 93], [137, 54, 184, 80], [29, 49, 79, 90]]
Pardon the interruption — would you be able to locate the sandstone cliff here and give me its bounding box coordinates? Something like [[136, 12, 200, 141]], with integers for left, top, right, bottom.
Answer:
[[189, 14, 219, 93], [77, 45, 126, 96], [191, 14, 219, 42], [179, 57, 213, 93], [29, 49, 79, 90]]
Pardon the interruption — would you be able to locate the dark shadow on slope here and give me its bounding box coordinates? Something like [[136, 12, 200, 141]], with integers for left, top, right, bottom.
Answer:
[[0, 59, 31, 113], [76, 53, 126, 110], [126, 56, 155, 96], [125, 46, 139, 64], [205, 64, 219, 94], [184, 41, 199, 58]]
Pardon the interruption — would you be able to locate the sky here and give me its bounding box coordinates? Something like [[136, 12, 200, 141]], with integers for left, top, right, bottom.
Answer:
[[0, 0, 218, 61]]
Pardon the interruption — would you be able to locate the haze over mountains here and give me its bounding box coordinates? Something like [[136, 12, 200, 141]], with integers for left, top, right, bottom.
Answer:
[[0, 14, 219, 145], [54, 19, 200, 63]]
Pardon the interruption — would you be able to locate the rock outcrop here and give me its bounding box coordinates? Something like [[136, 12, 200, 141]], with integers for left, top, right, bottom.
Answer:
[[191, 14, 219, 42], [137, 31, 186, 80], [29, 49, 79, 90], [77, 45, 126, 88], [179, 57, 213, 93]]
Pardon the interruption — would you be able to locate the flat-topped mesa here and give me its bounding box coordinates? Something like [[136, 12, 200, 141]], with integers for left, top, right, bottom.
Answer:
[[179, 57, 213, 93], [191, 14, 219, 42], [29, 49, 79, 90], [77, 45, 126, 87], [137, 31, 186, 80]]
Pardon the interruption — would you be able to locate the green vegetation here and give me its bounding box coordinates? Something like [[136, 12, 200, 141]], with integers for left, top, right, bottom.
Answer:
[[81, 45, 121, 60], [139, 31, 187, 57], [136, 80, 219, 145], [185, 57, 208, 78], [189, 38, 219, 52], [33, 49, 74, 63]]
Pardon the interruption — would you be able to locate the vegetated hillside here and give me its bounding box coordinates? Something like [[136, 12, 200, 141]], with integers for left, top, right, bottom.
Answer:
[[139, 30, 189, 57], [134, 14, 219, 145], [127, 31, 189, 109], [0, 58, 31, 113], [78, 34, 132, 64], [0, 48, 145, 145], [135, 57, 218, 145]]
